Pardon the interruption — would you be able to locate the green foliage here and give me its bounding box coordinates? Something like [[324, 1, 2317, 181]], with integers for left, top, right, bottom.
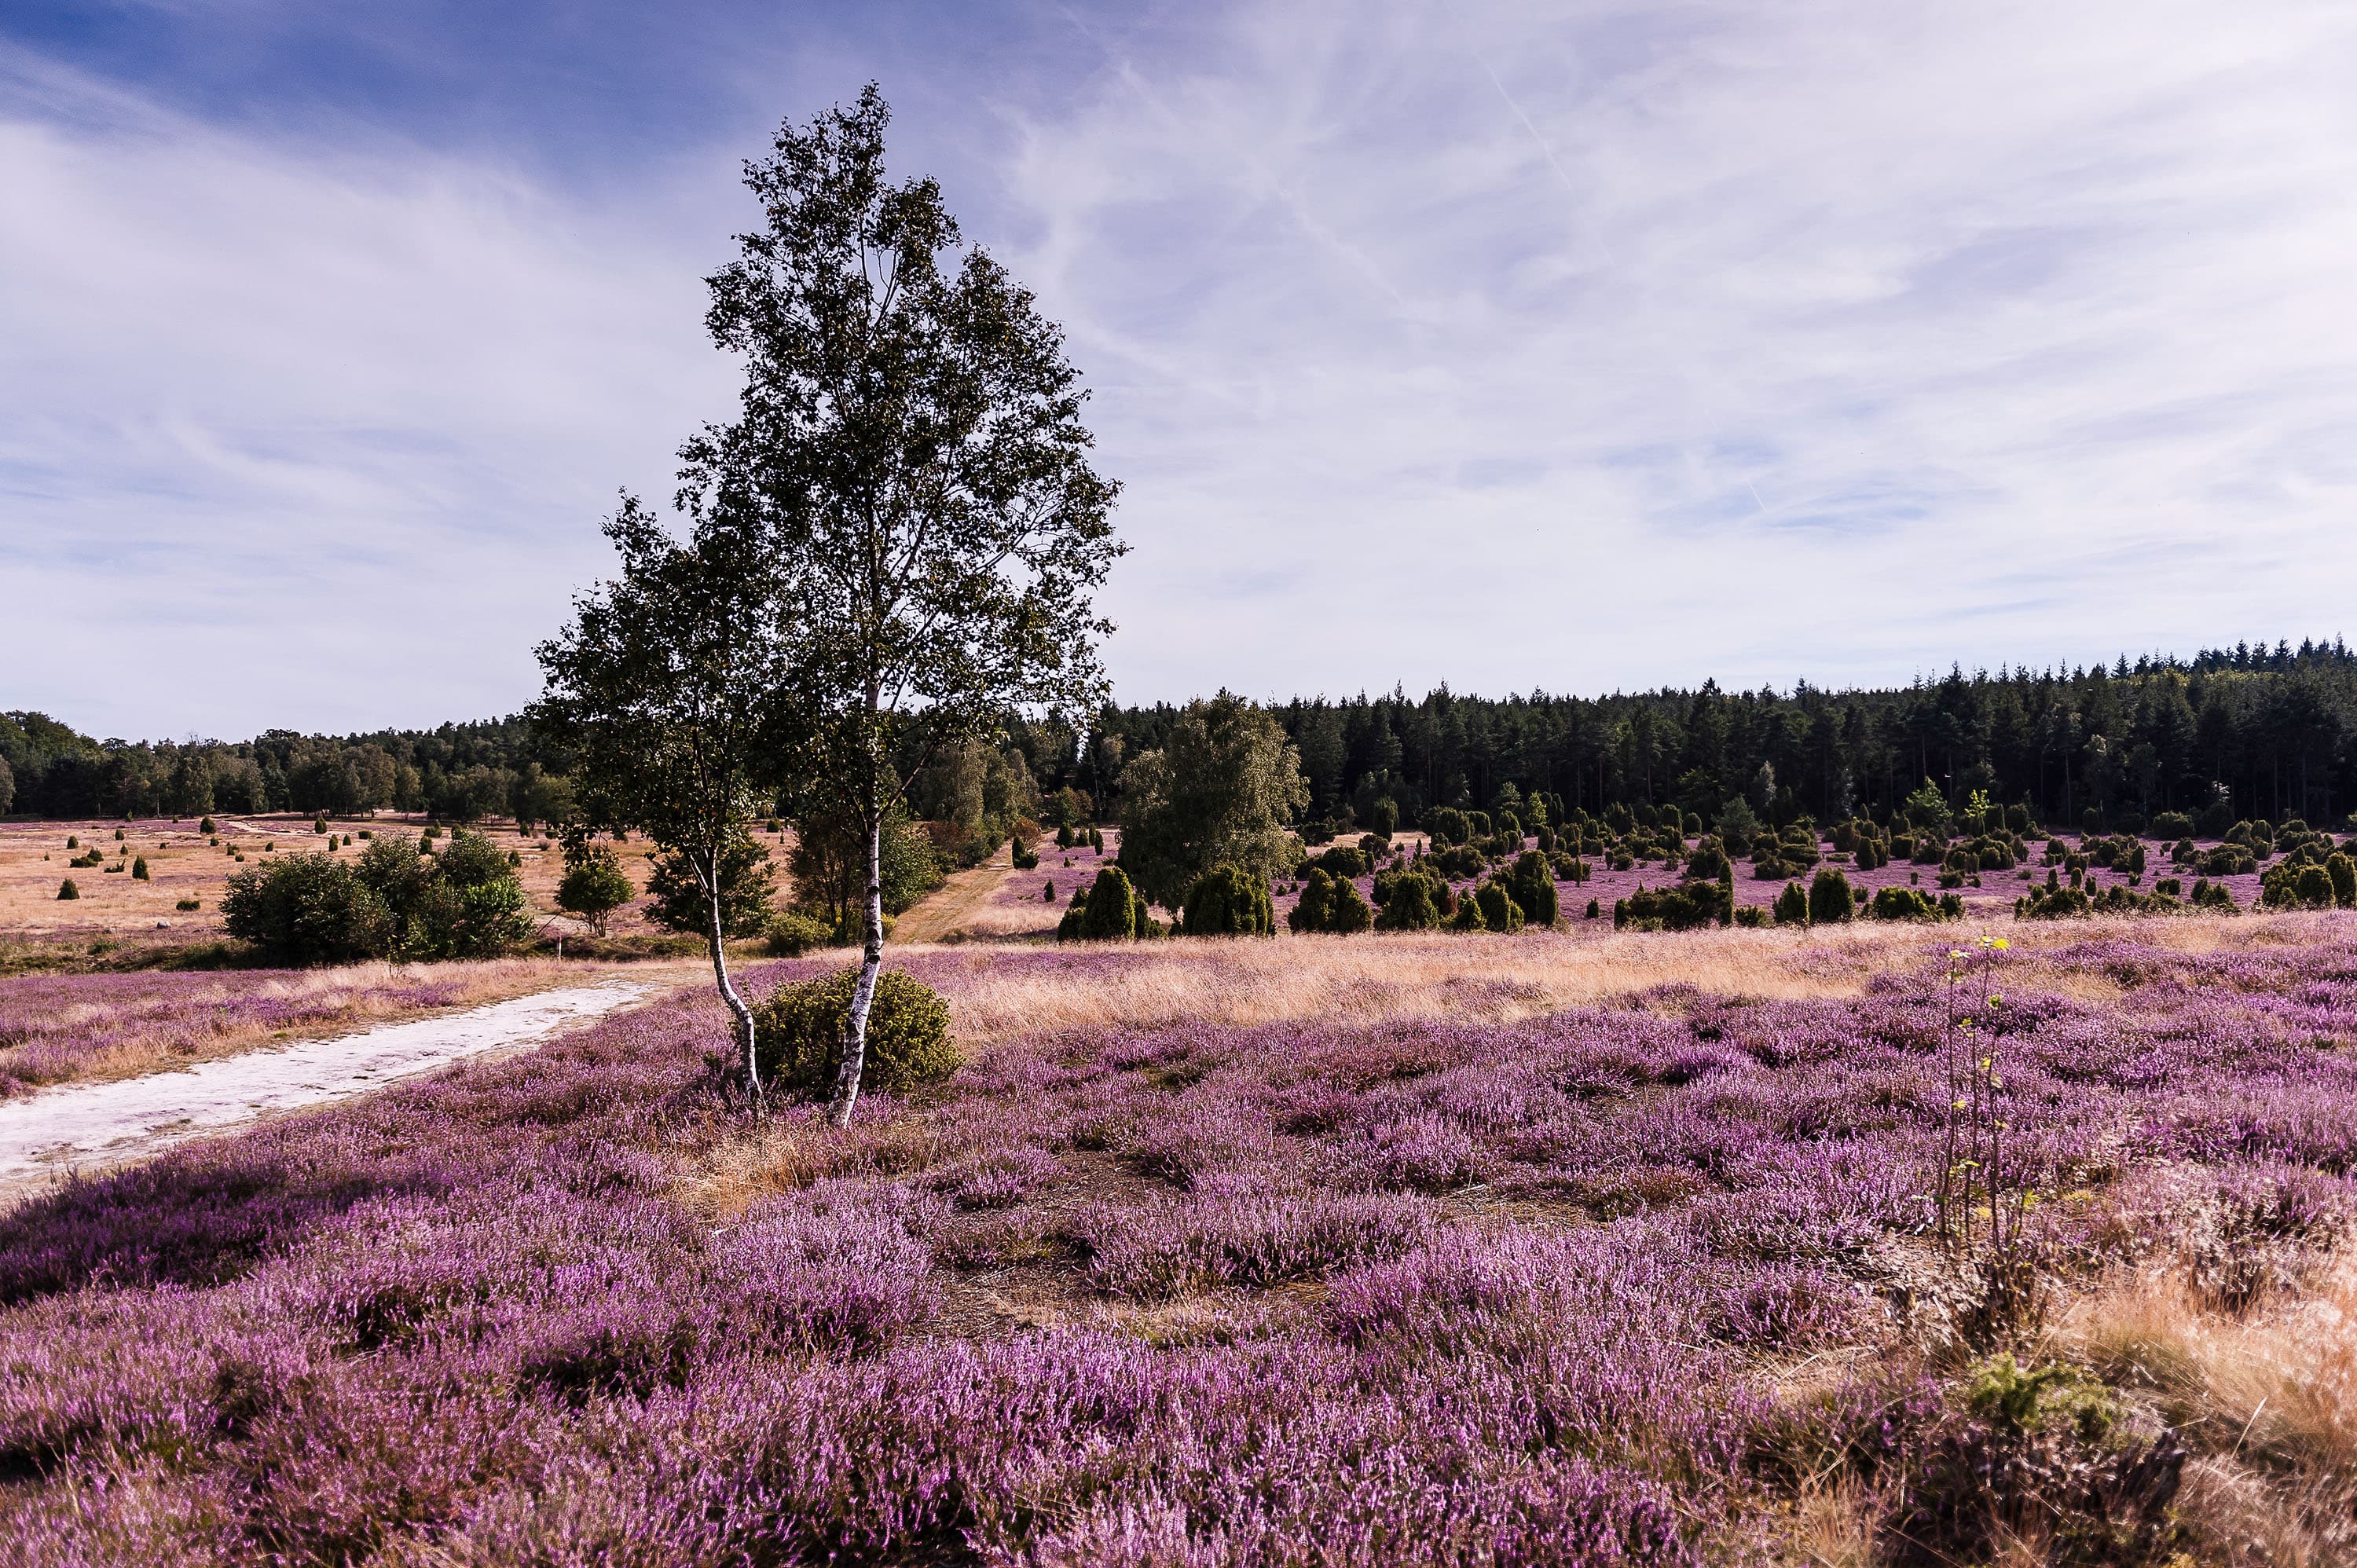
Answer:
[[1472, 880, 1524, 932], [1116, 693, 1310, 910], [1367, 798, 1398, 840], [1772, 881, 1809, 925], [645, 832, 779, 940], [1732, 905, 1768, 927], [1373, 871, 1442, 931], [1681, 836, 1731, 882], [763, 912, 838, 957], [2263, 859, 2338, 909], [56, 878, 78, 900], [2147, 811, 2194, 841], [1612, 880, 1728, 932], [1426, 843, 1485, 881], [196, 817, 214, 835], [1868, 885, 1949, 921], [1010, 836, 1039, 871], [1288, 866, 1373, 934], [789, 804, 944, 929], [224, 854, 392, 964], [130, 855, 148, 881], [1902, 777, 1952, 837], [2330, 852, 2357, 908], [1062, 865, 1151, 941], [555, 841, 636, 936], [175, 898, 200, 912], [1309, 844, 1369, 881], [1426, 807, 1471, 846], [1180, 864, 1274, 936], [1806, 867, 1855, 925], [1505, 849, 1558, 925], [753, 968, 959, 1099]]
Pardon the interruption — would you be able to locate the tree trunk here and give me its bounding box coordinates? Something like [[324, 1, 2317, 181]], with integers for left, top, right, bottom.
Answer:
[[829, 804, 885, 1127], [706, 848, 758, 1097]]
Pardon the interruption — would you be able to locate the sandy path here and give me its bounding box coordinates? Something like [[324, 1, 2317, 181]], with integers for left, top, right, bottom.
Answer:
[[893, 854, 1019, 944], [0, 981, 651, 1192]]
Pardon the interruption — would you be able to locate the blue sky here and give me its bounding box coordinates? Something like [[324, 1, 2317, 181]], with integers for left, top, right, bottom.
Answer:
[[6, 2, 2357, 740]]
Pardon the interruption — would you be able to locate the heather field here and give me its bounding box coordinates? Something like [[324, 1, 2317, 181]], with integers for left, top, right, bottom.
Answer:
[[5, 915, 2354, 1564]]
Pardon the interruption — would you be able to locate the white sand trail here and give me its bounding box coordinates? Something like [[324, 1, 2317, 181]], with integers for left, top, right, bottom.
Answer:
[[0, 982, 648, 1192]]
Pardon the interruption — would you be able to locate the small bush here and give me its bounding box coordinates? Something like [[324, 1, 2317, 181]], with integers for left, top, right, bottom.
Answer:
[[754, 969, 959, 1098], [1289, 867, 1373, 935], [56, 879, 79, 900], [556, 844, 636, 936], [1061, 865, 1152, 941], [763, 912, 835, 957], [1868, 885, 1946, 921], [175, 897, 201, 911], [1505, 849, 1558, 925], [1425, 807, 1470, 846], [196, 818, 215, 835], [1806, 868, 1855, 925], [1472, 880, 1524, 932], [1732, 904, 1768, 927], [1613, 880, 1728, 931], [1010, 837, 1039, 870], [1181, 865, 1274, 936], [1373, 872, 1442, 931], [130, 855, 149, 880]]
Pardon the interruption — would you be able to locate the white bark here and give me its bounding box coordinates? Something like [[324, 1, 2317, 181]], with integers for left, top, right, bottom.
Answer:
[[829, 806, 885, 1126], [704, 848, 759, 1097]]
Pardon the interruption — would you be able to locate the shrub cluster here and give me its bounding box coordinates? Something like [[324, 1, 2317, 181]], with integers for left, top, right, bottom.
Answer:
[[1180, 864, 1274, 936], [222, 831, 534, 965], [1289, 867, 1373, 934], [1372, 869, 1448, 930], [1612, 880, 1728, 931]]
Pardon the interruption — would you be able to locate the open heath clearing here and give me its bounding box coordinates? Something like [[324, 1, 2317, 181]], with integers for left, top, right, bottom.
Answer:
[[3, 912, 2353, 1565]]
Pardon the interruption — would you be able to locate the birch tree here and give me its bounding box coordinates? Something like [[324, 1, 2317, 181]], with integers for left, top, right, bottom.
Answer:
[[530, 504, 786, 1094], [686, 85, 1121, 1125]]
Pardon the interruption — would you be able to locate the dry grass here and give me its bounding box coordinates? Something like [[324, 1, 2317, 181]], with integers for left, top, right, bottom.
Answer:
[[0, 815, 702, 951], [2058, 1251, 2357, 1563], [887, 912, 2349, 1052]]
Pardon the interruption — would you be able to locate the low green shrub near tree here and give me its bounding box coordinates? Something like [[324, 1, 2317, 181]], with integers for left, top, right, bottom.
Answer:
[[753, 968, 958, 1099], [57, 879, 79, 900], [1180, 864, 1274, 936], [2261, 859, 2344, 910], [1472, 880, 1524, 932], [1288, 866, 1373, 934], [1613, 880, 1728, 931], [761, 912, 835, 957], [1011, 836, 1040, 870], [555, 841, 636, 936], [1307, 844, 1369, 881], [1367, 798, 1399, 840], [1681, 836, 1731, 882], [130, 855, 149, 881], [1425, 807, 1471, 847], [1772, 881, 1809, 925], [1427, 843, 1485, 881]]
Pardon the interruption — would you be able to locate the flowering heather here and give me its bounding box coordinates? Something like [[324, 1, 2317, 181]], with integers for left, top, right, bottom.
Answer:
[[3, 923, 2355, 1562]]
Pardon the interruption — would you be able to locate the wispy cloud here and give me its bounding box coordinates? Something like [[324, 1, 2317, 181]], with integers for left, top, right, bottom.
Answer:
[[5, 2, 2357, 738]]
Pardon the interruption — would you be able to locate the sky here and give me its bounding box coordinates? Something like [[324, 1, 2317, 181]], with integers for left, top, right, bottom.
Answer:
[[5, 1, 2357, 742]]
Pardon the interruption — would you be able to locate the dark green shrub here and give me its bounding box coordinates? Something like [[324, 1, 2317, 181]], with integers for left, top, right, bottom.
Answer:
[[57, 879, 79, 900], [753, 968, 958, 1099], [1807, 868, 1855, 925], [1732, 905, 1768, 927], [762, 912, 834, 957], [1425, 807, 1471, 847], [1682, 837, 1732, 881], [1613, 880, 1728, 932], [1772, 881, 1809, 925], [1428, 844, 1485, 881], [1584, 897, 1600, 919], [1869, 885, 1944, 921], [2195, 798, 2234, 837], [1368, 798, 1399, 840], [1357, 833, 1390, 862], [1064, 865, 1149, 941], [1056, 822, 1075, 849], [196, 818, 215, 836], [2330, 852, 2356, 908], [1289, 867, 1373, 935], [175, 898, 200, 912], [1373, 874, 1441, 931], [1493, 810, 1522, 844], [2148, 811, 2194, 841], [223, 855, 391, 964], [1313, 844, 1369, 881], [1011, 837, 1039, 870], [1472, 880, 1524, 932], [1505, 850, 1558, 925], [130, 856, 149, 881], [2190, 877, 2238, 911], [1181, 864, 1274, 936]]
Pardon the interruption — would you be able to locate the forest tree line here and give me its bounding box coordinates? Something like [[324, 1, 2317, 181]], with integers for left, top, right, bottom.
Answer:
[[9, 636, 2357, 837]]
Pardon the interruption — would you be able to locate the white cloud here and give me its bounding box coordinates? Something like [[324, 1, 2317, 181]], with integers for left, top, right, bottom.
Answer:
[[7, 2, 2357, 739], [998, 0, 2357, 700]]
